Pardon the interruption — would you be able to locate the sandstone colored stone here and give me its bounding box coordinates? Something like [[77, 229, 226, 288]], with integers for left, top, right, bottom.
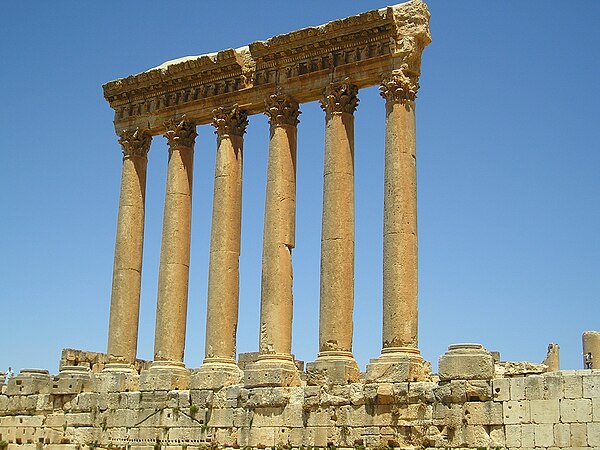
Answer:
[[583, 330, 600, 369], [563, 371, 584, 398], [583, 373, 600, 398], [492, 378, 510, 401], [534, 423, 554, 447], [530, 399, 560, 423], [438, 344, 494, 381], [554, 422, 571, 447], [570, 422, 588, 447], [503, 400, 530, 424], [561, 398, 593, 422]]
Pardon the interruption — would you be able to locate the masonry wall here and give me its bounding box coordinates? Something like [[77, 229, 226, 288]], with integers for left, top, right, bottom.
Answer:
[[1, 367, 599, 450]]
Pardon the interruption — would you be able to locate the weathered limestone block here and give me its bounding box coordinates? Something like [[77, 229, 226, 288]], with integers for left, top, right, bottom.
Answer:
[[508, 377, 526, 402], [583, 373, 600, 398], [492, 377, 510, 401], [562, 370, 584, 398], [93, 370, 139, 393], [438, 344, 494, 381], [463, 401, 503, 425], [570, 422, 588, 447], [530, 398, 560, 423], [503, 400, 530, 424], [501, 360, 547, 376], [7, 370, 52, 395], [561, 398, 593, 422], [554, 422, 571, 447], [588, 422, 600, 447]]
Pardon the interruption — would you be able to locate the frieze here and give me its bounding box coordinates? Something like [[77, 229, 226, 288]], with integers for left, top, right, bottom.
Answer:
[[103, 1, 430, 133]]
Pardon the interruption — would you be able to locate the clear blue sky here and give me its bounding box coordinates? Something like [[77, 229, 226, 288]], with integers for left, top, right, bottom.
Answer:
[[1, 1, 598, 375]]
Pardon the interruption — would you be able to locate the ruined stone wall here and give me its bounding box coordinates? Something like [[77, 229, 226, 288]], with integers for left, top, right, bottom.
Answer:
[[2, 365, 599, 450]]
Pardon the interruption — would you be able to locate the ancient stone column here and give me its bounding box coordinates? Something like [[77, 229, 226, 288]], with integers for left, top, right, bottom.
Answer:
[[543, 343, 560, 371], [192, 106, 247, 389], [143, 117, 196, 390], [306, 81, 360, 385], [244, 93, 301, 387], [583, 331, 600, 369], [106, 128, 151, 371], [366, 68, 427, 382]]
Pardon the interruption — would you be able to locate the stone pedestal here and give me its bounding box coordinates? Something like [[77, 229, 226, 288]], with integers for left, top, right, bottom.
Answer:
[[96, 363, 140, 392], [139, 361, 190, 391], [6, 369, 52, 395], [365, 347, 429, 383], [154, 117, 197, 365], [107, 128, 151, 365], [54, 366, 92, 394], [306, 351, 360, 386], [201, 106, 248, 389], [583, 330, 600, 369], [309, 81, 360, 385], [438, 344, 494, 381], [190, 359, 243, 390]]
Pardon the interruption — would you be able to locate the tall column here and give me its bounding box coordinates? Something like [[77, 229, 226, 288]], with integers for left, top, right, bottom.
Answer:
[[306, 81, 360, 385], [106, 128, 151, 371], [244, 93, 301, 387], [142, 116, 196, 390], [366, 67, 428, 382], [583, 331, 600, 369], [192, 105, 247, 389]]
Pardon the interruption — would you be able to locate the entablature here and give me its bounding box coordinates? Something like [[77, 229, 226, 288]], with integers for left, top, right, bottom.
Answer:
[[102, 0, 430, 136]]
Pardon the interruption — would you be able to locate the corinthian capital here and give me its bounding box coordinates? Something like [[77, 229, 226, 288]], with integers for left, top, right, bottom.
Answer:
[[118, 128, 152, 159], [320, 80, 359, 115], [264, 93, 300, 127], [211, 105, 248, 137], [380, 67, 420, 104], [164, 116, 197, 149]]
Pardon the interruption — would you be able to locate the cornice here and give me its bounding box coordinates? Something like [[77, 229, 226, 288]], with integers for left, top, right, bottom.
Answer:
[[102, 1, 430, 135]]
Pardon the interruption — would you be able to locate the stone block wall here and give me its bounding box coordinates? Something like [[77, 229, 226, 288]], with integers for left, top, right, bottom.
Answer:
[[1, 363, 599, 450]]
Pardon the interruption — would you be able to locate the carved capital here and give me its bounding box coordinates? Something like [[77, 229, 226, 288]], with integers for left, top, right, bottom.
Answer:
[[211, 105, 249, 137], [264, 93, 300, 127], [118, 128, 152, 159], [164, 116, 197, 149], [380, 67, 420, 104], [320, 81, 359, 115]]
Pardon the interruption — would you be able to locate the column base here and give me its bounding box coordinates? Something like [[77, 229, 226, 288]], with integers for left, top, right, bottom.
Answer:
[[190, 358, 243, 390], [243, 354, 302, 388], [306, 351, 360, 385], [365, 347, 430, 383], [55, 366, 92, 394], [95, 363, 140, 393], [139, 361, 190, 391]]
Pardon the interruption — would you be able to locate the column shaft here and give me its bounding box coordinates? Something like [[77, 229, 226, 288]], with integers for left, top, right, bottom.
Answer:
[[259, 94, 299, 358], [204, 106, 248, 364], [107, 129, 151, 366], [307, 81, 359, 385], [154, 118, 197, 363], [382, 90, 418, 350]]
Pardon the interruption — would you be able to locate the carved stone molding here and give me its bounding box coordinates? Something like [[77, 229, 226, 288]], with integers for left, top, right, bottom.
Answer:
[[103, 2, 430, 132], [320, 81, 359, 115], [264, 93, 300, 127], [211, 105, 249, 137], [118, 128, 152, 159], [164, 116, 197, 150], [380, 66, 419, 104]]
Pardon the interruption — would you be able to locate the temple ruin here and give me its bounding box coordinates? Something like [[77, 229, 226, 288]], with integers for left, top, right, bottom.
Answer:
[[1, 2, 599, 449]]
